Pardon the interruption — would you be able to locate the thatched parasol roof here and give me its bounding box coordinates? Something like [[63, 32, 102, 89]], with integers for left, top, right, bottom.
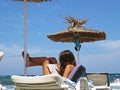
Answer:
[[47, 27, 106, 43], [47, 16, 106, 43]]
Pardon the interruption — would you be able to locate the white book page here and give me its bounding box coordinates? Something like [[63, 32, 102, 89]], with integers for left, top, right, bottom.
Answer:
[[47, 64, 58, 74]]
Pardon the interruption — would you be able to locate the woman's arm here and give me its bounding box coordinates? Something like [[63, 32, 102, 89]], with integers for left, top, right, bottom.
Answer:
[[63, 65, 74, 78]]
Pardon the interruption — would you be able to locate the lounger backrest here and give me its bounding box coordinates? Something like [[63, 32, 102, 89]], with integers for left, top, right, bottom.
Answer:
[[68, 64, 86, 82], [87, 73, 110, 86]]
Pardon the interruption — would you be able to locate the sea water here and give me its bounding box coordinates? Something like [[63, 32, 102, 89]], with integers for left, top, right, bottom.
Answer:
[[0, 73, 120, 90]]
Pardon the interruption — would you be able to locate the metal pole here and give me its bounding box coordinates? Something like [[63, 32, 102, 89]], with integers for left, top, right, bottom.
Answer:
[[77, 51, 80, 64], [24, 0, 27, 76]]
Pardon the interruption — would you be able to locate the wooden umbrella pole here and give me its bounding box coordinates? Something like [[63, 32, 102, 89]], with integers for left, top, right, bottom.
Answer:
[[24, 0, 27, 76]]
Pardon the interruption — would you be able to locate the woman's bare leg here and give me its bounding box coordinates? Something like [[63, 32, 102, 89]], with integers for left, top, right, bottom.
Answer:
[[22, 51, 58, 71], [26, 57, 47, 67], [42, 57, 58, 75], [22, 51, 47, 67], [26, 57, 57, 67], [42, 59, 51, 75], [47, 57, 58, 64]]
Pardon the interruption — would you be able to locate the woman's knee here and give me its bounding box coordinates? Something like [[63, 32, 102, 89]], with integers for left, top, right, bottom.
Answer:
[[48, 57, 57, 64], [43, 59, 50, 66]]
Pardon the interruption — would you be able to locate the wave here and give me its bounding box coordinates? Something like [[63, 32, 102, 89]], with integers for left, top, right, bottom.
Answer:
[[0, 75, 13, 85]]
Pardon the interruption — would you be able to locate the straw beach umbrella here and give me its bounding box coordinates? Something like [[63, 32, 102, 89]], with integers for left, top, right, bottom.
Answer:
[[13, 0, 51, 75], [47, 16, 106, 63]]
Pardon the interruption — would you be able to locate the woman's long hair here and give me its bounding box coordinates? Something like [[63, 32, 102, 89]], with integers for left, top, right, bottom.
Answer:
[[59, 50, 76, 76]]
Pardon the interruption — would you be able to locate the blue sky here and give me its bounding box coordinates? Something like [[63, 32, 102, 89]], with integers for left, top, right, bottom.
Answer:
[[0, 0, 120, 75]]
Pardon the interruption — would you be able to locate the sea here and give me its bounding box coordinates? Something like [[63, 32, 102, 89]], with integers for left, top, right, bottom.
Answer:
[[0, 73, 120, 90]]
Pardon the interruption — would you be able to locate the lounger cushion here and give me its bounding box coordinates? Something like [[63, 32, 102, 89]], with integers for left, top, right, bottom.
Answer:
[[11, 74, 65, 84], [68, 64, 86, 82]]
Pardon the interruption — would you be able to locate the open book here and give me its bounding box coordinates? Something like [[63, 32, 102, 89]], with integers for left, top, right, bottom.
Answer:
[[47, 64, 58, 74]]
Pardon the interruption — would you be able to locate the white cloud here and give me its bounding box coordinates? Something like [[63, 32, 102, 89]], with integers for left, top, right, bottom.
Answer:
[[79, 40, 120, 73], [0, 43, 22, 56], [0, 43, 59, 75], [99, 40, 120, 50], [36, 32, 41, 35], [0, 43, 58, 56], [1, 40, 120, 74]]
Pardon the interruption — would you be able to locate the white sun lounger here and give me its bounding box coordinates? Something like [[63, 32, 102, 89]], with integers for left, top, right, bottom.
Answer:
[[87, 73, 111, 90], [0, 84, 6, 90], [11, 74, 89, 90]]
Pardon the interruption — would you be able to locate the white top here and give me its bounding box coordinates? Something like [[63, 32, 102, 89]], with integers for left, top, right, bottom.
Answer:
[[47, 64, 59, 74]]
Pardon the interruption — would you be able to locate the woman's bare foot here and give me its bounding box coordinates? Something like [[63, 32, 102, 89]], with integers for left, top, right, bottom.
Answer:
[[22, 51, 35, 67]]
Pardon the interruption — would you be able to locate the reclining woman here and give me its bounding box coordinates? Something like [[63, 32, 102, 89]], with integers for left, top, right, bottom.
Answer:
[[22, 50, 76, 78]]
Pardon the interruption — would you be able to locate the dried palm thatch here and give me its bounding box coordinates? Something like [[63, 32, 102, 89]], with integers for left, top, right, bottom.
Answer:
[[65, 16, 88, 29], [47, 16, 106, 43], [47, 27, 106, 43], [14, 0, 51, 2]]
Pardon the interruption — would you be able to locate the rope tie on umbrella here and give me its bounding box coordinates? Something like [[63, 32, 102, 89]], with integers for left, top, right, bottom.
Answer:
[[73, 34, 81, 51]]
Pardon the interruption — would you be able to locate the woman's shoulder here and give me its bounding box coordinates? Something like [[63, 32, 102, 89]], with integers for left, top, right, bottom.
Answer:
[[66, 64, 75, 69], [62, 64, 75, 78]]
